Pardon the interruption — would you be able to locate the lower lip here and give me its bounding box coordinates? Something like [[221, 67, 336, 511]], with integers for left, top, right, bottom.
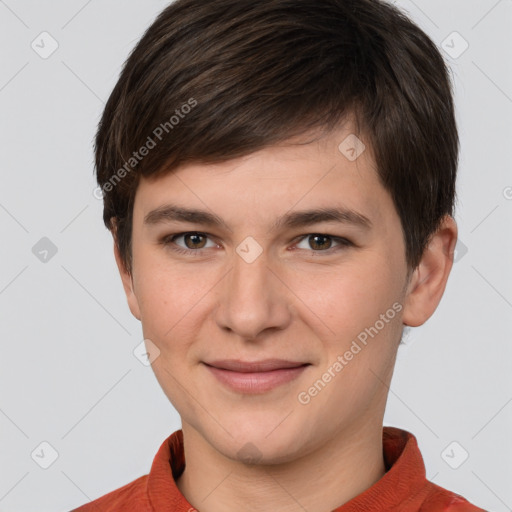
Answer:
[[204, 364, 309, 394]]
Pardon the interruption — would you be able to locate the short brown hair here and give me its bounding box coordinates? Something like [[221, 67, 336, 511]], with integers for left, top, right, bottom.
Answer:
[[95, 0, 459, 274]]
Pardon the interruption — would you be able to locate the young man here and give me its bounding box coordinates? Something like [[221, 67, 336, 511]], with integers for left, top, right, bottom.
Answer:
[[74, 0, 486, 510]]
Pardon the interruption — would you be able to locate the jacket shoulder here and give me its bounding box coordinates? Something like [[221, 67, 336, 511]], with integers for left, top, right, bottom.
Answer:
[[70, 474, 150, 511], [419, 482, 487, 512]]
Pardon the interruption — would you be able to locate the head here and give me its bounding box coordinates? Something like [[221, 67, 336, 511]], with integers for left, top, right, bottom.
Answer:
[[95, 0, 459, 463]]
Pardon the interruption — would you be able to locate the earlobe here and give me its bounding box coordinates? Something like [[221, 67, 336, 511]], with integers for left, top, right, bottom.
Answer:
[[112, 223, 142, 322], [402, 215, 458, 327]]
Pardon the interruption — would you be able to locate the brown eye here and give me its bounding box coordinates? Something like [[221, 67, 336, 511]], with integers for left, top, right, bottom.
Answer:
[[162, 232, 216, 254], [183, 233, 208, 249], [295, 234, 353, 253], [308, 234, 333, 250]]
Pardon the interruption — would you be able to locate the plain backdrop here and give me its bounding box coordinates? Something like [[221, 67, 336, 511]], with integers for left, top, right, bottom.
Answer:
[[0, 0, 511, 511]]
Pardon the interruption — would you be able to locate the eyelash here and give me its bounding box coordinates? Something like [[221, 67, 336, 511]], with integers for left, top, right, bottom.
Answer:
[[159, 232, 354, 256]]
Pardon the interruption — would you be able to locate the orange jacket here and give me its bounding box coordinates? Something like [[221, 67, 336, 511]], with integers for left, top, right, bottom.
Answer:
[[72, 427, 485, 511]]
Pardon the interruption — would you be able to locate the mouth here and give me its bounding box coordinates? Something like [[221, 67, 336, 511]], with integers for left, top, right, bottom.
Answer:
[[203, 359, 311, 394]]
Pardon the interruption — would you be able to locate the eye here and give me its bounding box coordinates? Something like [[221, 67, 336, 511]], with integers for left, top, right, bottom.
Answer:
[[161, 232, 218, 254], [295, 234, 353, 252], [160, 231, 354, 256]]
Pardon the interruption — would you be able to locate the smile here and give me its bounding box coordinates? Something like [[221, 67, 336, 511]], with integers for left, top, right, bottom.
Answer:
[[203, 359, 311, 394]]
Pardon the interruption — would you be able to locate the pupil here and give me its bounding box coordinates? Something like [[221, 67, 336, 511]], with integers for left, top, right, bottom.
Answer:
[[311, 235, 331, 250], [186, 233, 205, 249]]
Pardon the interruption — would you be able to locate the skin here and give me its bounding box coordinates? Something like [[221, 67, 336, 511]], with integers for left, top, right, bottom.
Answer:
[[114, 123, 457, 512]]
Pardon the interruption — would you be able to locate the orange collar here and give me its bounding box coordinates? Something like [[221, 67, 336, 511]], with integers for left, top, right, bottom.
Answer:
[[145, 427, 482, 511]]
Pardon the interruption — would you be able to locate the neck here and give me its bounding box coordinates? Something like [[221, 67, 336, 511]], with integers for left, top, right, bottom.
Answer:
[[176, 421, 386, 512]]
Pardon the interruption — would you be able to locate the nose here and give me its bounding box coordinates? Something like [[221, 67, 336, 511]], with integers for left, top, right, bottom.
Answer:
[[214, 245, 293, 341]]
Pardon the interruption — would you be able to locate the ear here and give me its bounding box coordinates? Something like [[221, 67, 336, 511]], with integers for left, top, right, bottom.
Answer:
[[112, 220, 141, 321], [402, 215, 458, 327]]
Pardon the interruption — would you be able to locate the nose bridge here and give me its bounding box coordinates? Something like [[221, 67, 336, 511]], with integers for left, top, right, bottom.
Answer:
[[231, 245, 270, 300], [215, 240, 291, 339]]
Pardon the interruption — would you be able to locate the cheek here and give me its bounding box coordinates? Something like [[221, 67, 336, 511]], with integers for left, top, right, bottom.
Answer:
[[298, 262, 404, 417], [300, 256, 404, 339], [133, 252, 204, 349]]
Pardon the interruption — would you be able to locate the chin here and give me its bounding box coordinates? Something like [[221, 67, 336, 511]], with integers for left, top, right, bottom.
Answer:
[[210, 415, 313, 465]]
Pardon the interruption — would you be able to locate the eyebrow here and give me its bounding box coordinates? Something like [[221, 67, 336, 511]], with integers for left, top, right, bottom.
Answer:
[[143, 204, 372, 231]]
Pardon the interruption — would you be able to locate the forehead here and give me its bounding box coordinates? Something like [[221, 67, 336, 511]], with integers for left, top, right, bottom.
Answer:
[[132, 126, 395, 230]]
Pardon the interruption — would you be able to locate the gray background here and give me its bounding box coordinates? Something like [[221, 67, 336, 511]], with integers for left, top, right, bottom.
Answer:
[[0, 0, 511, 510]]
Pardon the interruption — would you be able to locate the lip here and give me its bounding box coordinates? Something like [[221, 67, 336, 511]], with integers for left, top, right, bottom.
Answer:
[[203, 359, 310, 394], [205, 359, 308, 372]]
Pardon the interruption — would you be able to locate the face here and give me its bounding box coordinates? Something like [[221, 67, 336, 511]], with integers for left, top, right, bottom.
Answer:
[[116, 125, 428, 464]]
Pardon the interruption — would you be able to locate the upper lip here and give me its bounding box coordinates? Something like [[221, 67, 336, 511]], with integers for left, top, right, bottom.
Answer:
[[204, 359, 309, 372]]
